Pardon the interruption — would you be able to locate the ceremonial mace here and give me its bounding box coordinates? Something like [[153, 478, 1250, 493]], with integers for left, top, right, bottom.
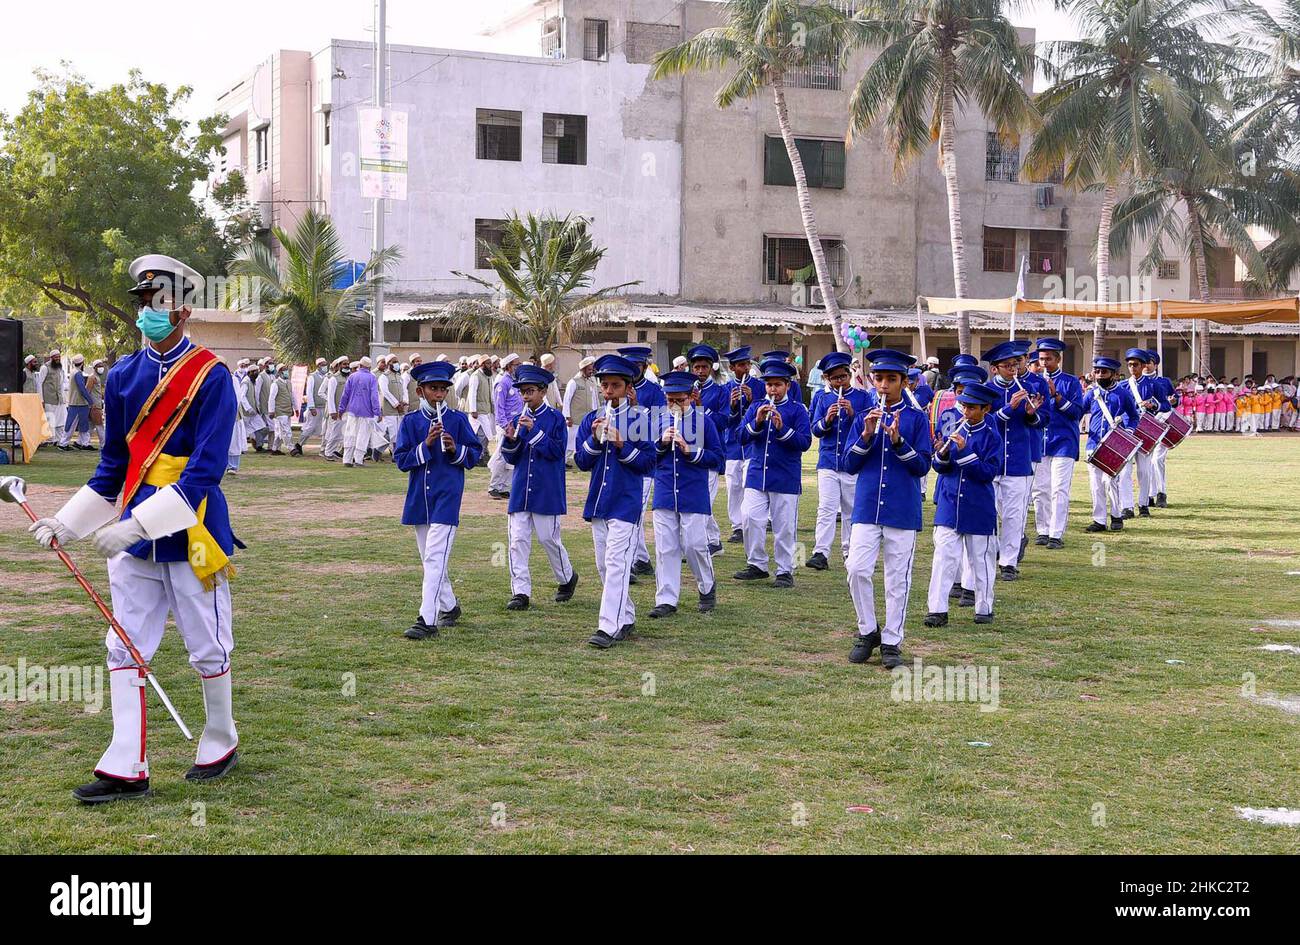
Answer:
[[0, 475, 193, 740]]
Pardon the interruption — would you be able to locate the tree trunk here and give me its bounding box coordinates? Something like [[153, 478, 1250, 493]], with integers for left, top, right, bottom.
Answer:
[[772, 77, 848, 353], [939, 68, 971, 353], [1186, 200, 1212, 375], [1093, 180, 1118, 355]]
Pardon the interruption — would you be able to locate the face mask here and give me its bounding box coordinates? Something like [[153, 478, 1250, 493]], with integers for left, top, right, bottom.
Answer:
[[419, 399, 439, 416], [96, 367, 105, 375], [136, 306, 175, 342]]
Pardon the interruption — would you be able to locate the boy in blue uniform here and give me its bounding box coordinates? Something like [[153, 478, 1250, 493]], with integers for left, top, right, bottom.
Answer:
[[1123, 347, 1161, 517], [733, 359, 812, 588], [688, 344, 728, 554], [617, 345, 662, 578], [499, 363, 578, 612], [574, 355, 657, 648], [721, 346, 765, 543], [807, 351, 875, 571], [935, 362, 987, 607], [762, 350, 803, 404], [842, 350, 932, 668], [1143, 350, 1178, 507], [1085, 356, 1141, 532], [924, 381, 1003, 626], [983, 340, 1044, 581], [1030, 338, 1086, 548], [649, 371, 724, 617], [1015, 341, 1051, 563], [395, 361, 484, 640]]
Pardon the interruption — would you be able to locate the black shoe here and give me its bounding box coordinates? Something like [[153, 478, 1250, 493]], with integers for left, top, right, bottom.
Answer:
[[404, 616, 438, 640], [733, 565, 769, 581], [438, 604, 461, 626], [269, 449, 284, 456], [57, 444, 72, 451], [587, 630, 616, 649], [185, 749, 239, 782], [924, 612, 948, 627], [771, 572, 794, 589], [555, 571, 579, 603], [949, 582, 964, 599], [1034, 534, 1050, 546], [615, 623, 635, 641], [1046, 537, 1064, 550], [290, 444, 303, 456], [958, 589, 975, 608], [628, 572, 638, 585], [805, 552, 829, 571], [698, 587, 717, 612], [1156, 492, 1168, 508], [708, 542, 723, 556], [1109, 516, 1124, 531], [489, 489, 507, 500], [727, 528, 743, 543], [880, 644, 904, 670], [999, 565, 1019, 581], [766, 521, 773, 532], [631, 559, 655, 577], [72, 775, 152, 805], [1085, 521, 1106, 533], [1018, 534, 1029, 563], [1138, 505, 1151, 517], [1122, 508, 1135, 519], [506, 593, 530, 611], [849, 630, 880, 664], [973, 612, 994, 625], [648, 604, 677, 619]]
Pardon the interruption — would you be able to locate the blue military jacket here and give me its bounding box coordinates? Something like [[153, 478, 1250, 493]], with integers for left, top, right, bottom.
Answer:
[[988, 376, 1043, 477], [1041, 370, 1086, 460], [1086, 383, 1140, 453], [739, 396, 812, 494], [809, 385, 876, 472], [1020, 370, 1051, 463], [721, 375, 765, 461], [932, 419, 1001, 535], [842, 399, 932, 531], [632, 376, 666, 410], [87, 336, 237, 563], [574, 404, 656, 523], [499, 402, 567, 516], [395, 406, 484, 526], [651, 406, 724, 514]]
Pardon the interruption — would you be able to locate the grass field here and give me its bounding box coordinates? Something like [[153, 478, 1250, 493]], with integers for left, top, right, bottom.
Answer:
[[2, 433, 1298, 853]]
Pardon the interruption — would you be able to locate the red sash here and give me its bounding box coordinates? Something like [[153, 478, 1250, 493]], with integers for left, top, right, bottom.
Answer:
[[121, 346, 220, 511]]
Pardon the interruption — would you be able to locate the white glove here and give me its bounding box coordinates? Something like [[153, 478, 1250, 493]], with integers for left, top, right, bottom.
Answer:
[[92, 517, 149, 557], [28, 517, 74, 549]]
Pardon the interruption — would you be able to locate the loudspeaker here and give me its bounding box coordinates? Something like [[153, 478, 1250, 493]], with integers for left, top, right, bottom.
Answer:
[[0, 320, 21, 394]]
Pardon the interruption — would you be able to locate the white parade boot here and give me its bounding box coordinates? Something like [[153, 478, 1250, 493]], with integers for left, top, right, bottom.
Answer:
[[187, 671, 238, 781], [94, 668, 149, 781]]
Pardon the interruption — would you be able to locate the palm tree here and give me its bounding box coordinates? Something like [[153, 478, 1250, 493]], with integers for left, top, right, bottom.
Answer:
[[842, 0, 1037, 353], [651, 0, 850, 352], [430, 212, 638, 361], [1026, 0, 1254, 354], [1110, 108, 1294, 373], [226, 209, 400, 363]]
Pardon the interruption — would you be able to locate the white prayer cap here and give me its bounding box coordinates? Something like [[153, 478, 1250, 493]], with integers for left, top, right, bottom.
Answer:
[[436, 353, 449, 362], [92, 358, 106, 366], [359, 356, 373, 368], [331, 356, 347, 368], [501, 352, 521, 368], [72, 354, 85, 364], [49, 348, 61, 357], [927, 356, 940, 365], [459, 355, 469, 365], [579, 356, 596, 368], [237, 358, 250, 367], [349, 360, 360, 370], [24, 354, 38, 364], [672, 355, 688, 369], [409, 353, 424, 363], [259, 357, 272, 365], [315, 357, 327, 366], [540, 353, 556, 367]]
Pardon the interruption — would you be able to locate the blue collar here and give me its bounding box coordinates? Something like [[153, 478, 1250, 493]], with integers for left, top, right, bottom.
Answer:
[[992, 375, 1014, 388], [966, 420, 987, 432], [145, 335, 192, 365]]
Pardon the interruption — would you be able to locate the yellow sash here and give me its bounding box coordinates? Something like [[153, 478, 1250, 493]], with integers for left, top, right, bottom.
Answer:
[[143, 453, 235, 590]]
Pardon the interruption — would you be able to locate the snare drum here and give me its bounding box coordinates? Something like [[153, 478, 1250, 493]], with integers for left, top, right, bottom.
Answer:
[[1134, 413, 1169, 454], [1088, 426, 1141, 477], [1161, 410, 1192, 449]]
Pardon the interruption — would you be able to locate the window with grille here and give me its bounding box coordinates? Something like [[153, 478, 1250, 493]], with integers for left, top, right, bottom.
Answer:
[[983, 227, 1016, 272], [474, 218, 517, 269], [583, 19, 608, 61], [764, 136, 845, 189], [985, 132, 1019, 182], [1157, 259, 1180, 280], [763, 236, 844, 285], [476, 109, 522, 161], [255, 126, 270, 172], [1029, 229, 1066, 274], [542, 113, 587, 165], [787, 57, 842, 90], [323, 111, 331, 147]]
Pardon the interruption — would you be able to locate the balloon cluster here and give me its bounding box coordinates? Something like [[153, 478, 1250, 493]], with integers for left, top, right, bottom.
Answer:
[[841, 323, 871, 351]]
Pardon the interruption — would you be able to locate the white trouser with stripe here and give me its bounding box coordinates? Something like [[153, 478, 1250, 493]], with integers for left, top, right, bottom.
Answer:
[[814, 469, 856, 558], [415, 523, 458, 626], [724, 459, 748, 530], [652, 509, 715, 606], [99, 553, 237, 779], [927, 527, 996, 617], [994, 474, 1032, 566], [633, 478, 653, 564], [705, 471, 721, 547], [1033, 456, 1075, 539], [507, 511, 573, 597], [1088, 463, 1123, 522], [846, 523, 917, 646], [592, 517, 638, 635], [1130, 449, 1153, 507], [743, 489, 798, 575]]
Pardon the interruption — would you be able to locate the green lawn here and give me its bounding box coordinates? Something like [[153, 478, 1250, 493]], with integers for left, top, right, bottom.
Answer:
[[2, 434, 1298, 853]]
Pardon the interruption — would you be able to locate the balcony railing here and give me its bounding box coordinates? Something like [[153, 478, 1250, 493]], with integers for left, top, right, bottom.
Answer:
[[1029, 249, 1064, 275], [983, 245, 1016, 272], [1207, 285, 1271, 301]]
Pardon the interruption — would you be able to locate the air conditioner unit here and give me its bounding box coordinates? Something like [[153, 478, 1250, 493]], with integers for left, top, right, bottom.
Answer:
[[1035, 184, 1055, 209], [543, 117, 566, 138]]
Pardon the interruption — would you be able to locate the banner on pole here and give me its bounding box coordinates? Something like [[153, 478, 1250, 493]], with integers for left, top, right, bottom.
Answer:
[[359, 107, 408, 200]]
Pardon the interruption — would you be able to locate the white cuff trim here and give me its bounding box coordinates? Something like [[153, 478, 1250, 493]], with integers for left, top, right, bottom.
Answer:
[[777, 426, 794, 441], [746, 423, 759, 436], [619, 448, 640, 464], [528, 428, 546, 447], [955, 452, 978, 466], [131, 484, 199, 540], [582, 438, 600, 455], [56, 485, 119, 540], [416, 443, 427, 465], [455, 445, 467, 465], [896, 448, 917, 461], [849, 443, 868, 455]]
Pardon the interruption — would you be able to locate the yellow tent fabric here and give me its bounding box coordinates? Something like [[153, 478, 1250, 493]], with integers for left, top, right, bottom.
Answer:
[[0, 393, 52, 463], [922, 296, 1299, 324]]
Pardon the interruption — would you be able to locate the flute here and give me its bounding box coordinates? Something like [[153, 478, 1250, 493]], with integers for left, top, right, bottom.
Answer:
[[597, 399, 615, 443], [938, 419, 969, 456]]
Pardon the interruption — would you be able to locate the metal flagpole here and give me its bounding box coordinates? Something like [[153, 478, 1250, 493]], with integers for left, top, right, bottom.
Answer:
[[916, 296, 927, 362], [370, 0, 388, 363], [1191, 318, 1198, 376]]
